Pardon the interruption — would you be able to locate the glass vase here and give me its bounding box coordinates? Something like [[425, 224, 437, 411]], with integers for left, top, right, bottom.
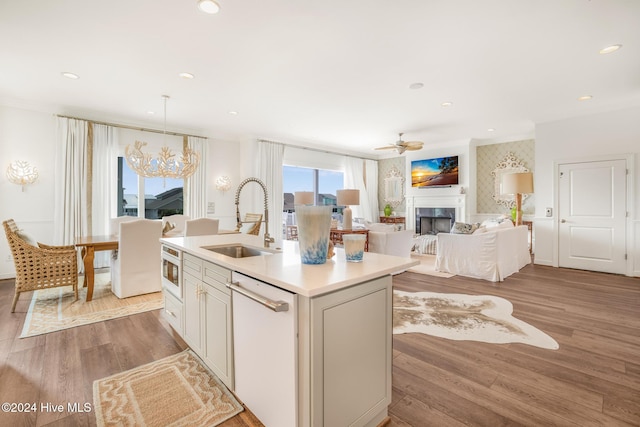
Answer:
[[295, 205, 332, 264]]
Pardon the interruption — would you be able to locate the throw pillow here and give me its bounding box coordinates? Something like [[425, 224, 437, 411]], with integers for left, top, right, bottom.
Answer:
[[162, 221, 176, 235], [481, 217, 509, 228], [16, 230, 38, 246], [450, 222, 479, 234]]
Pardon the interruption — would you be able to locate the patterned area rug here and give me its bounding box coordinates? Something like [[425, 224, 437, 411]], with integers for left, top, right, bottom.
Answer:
[[20, 273, 163, 338], [393, 290, 559, 349], [408, 254, 454, 278], [94, 350, 243, 427]]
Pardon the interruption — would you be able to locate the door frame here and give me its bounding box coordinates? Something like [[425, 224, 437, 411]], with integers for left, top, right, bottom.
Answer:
[[552, 153, 635, 276]]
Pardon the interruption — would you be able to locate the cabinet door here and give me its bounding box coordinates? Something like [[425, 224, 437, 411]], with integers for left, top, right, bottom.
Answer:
[[311, 276, 392, 427], [162, 290, 183, 335], [203, 284, 234, 389], [183, 273, 202, 354]]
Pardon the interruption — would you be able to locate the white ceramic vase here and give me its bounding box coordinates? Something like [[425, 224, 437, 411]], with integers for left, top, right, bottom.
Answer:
[[295, 205, 332, 264]]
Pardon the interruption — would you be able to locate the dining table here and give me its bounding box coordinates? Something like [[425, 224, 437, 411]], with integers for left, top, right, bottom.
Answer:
[[75, 234, 118, 301]]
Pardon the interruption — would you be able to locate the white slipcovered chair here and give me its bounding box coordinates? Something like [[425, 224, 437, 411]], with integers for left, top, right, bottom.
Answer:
[[110, 219, 162, 298], [109, 216, 138, 235], [162, 214, 190, 237], [435, 222, 530, 282], [368, 229, 415, 258], [184, 218, 220, 236]]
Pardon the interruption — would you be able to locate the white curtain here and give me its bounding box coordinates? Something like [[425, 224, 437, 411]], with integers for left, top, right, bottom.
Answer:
[[54, 117, 89, 246], [258, 140, 285, 245], [364, 159, 379, 221], [344, 157, 377, 222], [92, 124, 118, 267], [185, 136, 208, 218]]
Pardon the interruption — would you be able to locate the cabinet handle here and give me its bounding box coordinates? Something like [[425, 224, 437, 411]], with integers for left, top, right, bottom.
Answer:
[[165, 309, 176, 318], [226, 281, 289, 312]]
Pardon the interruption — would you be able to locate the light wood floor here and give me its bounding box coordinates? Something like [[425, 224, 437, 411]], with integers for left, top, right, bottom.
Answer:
[[0, 263, 638, 426]]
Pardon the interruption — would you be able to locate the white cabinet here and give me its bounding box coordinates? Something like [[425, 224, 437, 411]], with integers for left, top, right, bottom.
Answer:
[[161, 288, 183, 335], [182, 253, 234, 389], [307, 276, 392, 427], [179, 251, 393, 427]]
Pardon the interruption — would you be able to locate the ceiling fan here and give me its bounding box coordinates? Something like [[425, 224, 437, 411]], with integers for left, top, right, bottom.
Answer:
[[374, 133, 424, 154]]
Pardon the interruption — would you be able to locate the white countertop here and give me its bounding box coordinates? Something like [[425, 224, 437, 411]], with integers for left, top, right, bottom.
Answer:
[[161, 234, 419, 297]]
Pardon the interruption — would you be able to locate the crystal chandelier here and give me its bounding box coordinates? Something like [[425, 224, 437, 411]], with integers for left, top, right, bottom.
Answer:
[[6, 160, 39, 191], [125, 95, 200, 182]]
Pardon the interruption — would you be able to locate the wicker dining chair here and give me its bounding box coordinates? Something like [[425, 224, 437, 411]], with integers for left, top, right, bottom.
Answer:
[[3, 219, 78, 312], [243, 213, 263, 235]]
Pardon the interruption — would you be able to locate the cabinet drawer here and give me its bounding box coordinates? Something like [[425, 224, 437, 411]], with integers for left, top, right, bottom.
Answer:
[[203, 261, 231, 295], [183, 253, 203, 278], [162, 290, 183, 334]]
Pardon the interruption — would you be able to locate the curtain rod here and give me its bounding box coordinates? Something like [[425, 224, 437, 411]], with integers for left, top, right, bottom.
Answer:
[[258, 138, 377, 161], [56, 115, 208, 139]]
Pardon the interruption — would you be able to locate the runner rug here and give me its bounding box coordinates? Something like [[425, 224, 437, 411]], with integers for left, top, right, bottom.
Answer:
[[393, 290, 559, 349], [93, 350, 243, 427], [20, 273, 163, 338]]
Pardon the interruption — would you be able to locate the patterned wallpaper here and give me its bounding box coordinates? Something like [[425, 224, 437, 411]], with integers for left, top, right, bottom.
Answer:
[[476, 139, 535, 215], [377, 156, 406, 214]]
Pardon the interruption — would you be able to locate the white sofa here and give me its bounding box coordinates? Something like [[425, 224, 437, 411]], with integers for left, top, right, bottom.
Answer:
[[368, 229, 415, 258], [435, 223, 530, 282], [359, 220, 415, 259]]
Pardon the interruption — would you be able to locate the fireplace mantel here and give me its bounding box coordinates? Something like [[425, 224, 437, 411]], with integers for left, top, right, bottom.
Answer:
[[406, 195, 466, 232]]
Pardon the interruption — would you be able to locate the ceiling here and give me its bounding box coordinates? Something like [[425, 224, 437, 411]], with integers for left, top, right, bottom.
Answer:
[[1, 0, 639, 157]]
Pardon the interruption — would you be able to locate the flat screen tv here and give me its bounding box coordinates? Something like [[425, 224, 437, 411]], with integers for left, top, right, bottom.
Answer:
[[411, 156, 459, 187]]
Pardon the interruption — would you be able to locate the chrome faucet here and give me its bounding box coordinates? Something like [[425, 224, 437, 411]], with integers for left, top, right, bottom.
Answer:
[[234, 177, 275, 248]]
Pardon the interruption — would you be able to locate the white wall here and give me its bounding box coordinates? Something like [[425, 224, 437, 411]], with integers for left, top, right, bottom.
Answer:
[[206, 138, 245, 230], [0, 104, 247, 278], [535, 106, 640, 275], [0, 106, 57, 278]]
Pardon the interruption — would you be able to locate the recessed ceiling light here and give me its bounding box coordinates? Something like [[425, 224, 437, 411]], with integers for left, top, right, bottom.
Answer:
[[578, 95, 593, 101], [179, 72, 195, 79], [487, 128, 495, 132], [599, 44, 622, 54], [228, 111, 238, 115], [409, 82, 424, 90], [61, 72, 79, 79], [441, 101, 453, 107], [197, 0, 220, 14], [147, 111, 155, 115]]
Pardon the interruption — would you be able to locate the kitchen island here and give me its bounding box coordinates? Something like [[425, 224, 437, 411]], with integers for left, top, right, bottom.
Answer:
[[160, 233, 418, 427]]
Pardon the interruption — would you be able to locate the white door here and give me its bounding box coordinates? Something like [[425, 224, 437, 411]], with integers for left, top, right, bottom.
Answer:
[[558, 159, 627, 274]]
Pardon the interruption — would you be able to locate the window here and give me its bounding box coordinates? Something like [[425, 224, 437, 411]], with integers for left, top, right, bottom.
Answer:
[[117, 157, 184, 219], [282, 165, 343, 211]]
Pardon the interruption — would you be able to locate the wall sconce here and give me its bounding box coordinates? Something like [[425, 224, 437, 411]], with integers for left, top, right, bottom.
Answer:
[[215, 175, 232, 193], [6, 160, 39, 191]]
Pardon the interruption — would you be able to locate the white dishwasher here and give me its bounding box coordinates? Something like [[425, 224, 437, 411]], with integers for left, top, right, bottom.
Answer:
[[229, 272, 298, 427]]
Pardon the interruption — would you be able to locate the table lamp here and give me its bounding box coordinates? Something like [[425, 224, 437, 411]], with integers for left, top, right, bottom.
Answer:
[[502, 172, 534, 226], [337, 189, 360, 230], [294, 191, 314, 206]]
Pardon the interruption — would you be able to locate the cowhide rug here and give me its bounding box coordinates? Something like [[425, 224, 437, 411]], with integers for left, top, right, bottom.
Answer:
[[393, 291, 559, 350]]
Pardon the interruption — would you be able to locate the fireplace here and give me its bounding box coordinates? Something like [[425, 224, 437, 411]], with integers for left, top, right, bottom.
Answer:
[[415, 207, 455, 235]]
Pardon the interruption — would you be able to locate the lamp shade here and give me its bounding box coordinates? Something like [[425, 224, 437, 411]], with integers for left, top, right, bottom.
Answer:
[[336, 189, 360, 206], [294, 191, 314, 205], [502, 172, 534, 195]]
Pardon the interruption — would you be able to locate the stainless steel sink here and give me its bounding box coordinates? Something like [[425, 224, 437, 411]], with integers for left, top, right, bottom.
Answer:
[[202, 244, 274, 258]]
